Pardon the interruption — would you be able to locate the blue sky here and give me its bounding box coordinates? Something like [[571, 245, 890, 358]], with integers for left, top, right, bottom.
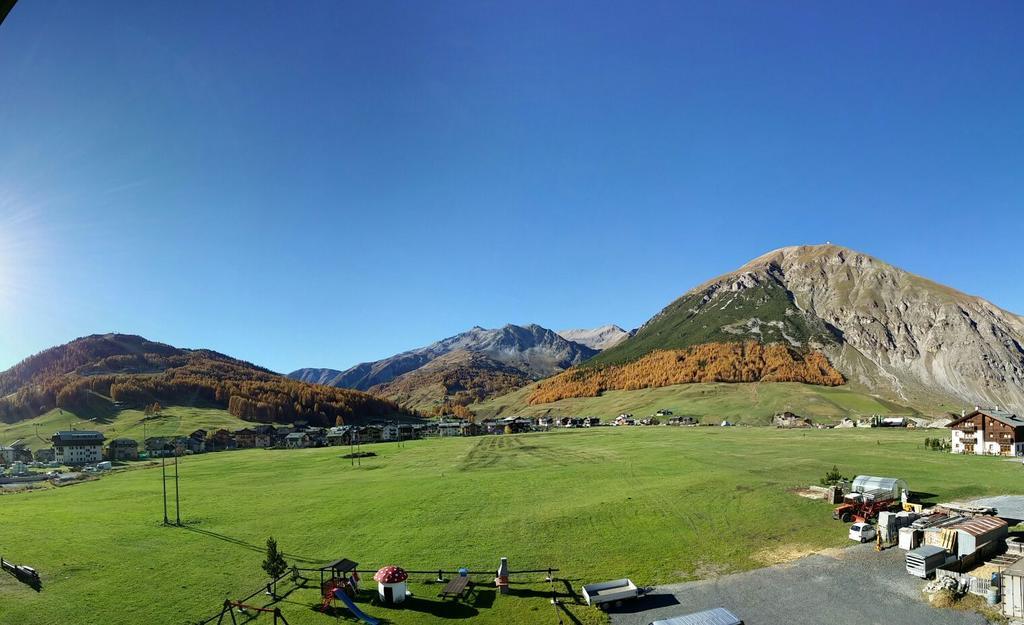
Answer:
[[0, 1, 1021, 373]]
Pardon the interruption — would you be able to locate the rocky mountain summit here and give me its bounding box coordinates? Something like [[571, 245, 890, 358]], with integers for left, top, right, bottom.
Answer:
[[557, 325, 633, 351], [595, 244, 1024, 412]]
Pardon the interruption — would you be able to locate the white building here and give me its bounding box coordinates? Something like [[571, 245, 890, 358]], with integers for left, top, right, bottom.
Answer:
[[52, 431, 105, 465]]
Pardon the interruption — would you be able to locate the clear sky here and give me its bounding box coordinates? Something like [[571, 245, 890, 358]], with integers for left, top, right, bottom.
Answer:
[[0, 1, 1021, 373]]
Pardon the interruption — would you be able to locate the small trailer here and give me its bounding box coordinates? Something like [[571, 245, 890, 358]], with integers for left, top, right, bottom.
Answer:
[[582, 578, 640, 609]]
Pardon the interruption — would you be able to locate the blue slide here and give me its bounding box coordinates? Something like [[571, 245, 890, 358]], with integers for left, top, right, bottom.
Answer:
[[332, 589, 381, 625]]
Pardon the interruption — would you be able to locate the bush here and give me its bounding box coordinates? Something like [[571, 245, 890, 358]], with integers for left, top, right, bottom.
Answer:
[[820, 465, 848, 486]]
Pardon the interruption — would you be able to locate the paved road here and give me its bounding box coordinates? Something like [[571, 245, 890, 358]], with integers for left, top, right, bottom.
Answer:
[[608, 545, 989, 625]]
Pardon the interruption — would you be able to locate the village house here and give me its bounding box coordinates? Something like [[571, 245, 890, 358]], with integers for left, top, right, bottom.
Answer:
[[364, 425, 384, 443], [52, 430, 105, 465], [949, 408, 1024, 456], [437, 420, 478, 437], [188, 430, 208, 453], [234, 428, 258, 448], [104, 438, 139, 461], [0, 440, 32, 464], [206, 429, 237, 452], [326, 425, 353, 446], [501, 416, 533, 433], [284, 432, 311, 449], [145, 437, 173, 457], [33, 448, 55, 463], [173, 436, 203, 455], [381, 423, 415, 441]]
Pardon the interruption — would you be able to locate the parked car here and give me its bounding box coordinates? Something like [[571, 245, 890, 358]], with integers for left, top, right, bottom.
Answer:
[[849, 522, 877, 543]]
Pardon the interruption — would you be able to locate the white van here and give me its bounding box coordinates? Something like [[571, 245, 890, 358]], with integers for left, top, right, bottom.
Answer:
[[849, 522, 877, 543]]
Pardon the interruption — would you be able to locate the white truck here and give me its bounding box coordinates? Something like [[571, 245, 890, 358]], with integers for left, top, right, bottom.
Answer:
[[581, 578, 640, 609]]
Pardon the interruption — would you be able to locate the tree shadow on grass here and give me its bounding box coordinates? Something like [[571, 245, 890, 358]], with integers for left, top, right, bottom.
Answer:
[[180, 525, 324, 564]]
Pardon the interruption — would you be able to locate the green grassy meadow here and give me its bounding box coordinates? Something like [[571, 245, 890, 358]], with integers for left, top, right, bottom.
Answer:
[[473, 381, 916, 423], [0, 406, 273, 446], [1, 427, 1020, 625]]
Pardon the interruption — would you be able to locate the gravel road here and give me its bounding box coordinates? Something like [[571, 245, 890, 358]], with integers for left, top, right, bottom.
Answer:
[[608, 544, 990, 625]]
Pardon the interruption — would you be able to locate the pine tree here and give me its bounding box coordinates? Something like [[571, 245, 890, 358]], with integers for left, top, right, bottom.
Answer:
[[262, 537, 288, 579]]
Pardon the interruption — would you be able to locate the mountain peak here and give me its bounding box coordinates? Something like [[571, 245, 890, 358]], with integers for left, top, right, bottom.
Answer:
[[557, 325, 633, 351], [289, 322, 598, 401], [592, 244, 1024, 413]]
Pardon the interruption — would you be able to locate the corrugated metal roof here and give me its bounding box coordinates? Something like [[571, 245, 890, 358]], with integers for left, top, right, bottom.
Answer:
[[953, 516, 1008, 537], [650, 608, 742, 625]]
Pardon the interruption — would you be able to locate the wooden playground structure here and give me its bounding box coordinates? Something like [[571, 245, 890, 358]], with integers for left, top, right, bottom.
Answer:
[[194, 555, 568, 625]]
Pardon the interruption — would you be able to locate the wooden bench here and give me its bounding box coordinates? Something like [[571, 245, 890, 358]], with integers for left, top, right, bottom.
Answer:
[[439, 576, 471, 599]]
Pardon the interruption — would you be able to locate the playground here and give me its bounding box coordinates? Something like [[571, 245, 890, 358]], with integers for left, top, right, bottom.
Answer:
[[200, 557, 573, 625], [2, 427, 1023, 625]]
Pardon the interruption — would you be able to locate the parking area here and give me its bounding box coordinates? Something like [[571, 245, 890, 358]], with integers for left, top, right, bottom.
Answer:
[[608, 545, 988, 625]]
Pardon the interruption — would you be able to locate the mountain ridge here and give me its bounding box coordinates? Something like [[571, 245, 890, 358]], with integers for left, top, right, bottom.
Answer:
[[0, 333, 412, 426], [557, 325, 633, 351], [576, 244, 1024, 414], [288, 323, 598, 411]]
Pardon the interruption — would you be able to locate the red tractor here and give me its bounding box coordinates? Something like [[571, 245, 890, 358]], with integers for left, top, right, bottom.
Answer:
[[832, 490, 898, 523]]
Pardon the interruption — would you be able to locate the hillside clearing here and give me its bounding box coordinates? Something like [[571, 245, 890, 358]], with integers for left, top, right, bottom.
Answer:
[[1, 427, 1018, 625]]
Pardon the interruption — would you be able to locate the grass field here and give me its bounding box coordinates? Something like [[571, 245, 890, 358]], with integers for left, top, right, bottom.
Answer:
[[473, 381, 917, 423], [1, 427, 1019, 625], [0, 406, 276, 447]]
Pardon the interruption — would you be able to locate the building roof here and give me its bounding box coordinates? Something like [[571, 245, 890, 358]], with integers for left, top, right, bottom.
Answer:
[[52, 430, 105, 444], [109, 438, 138, 446], [948, 409, 1024, 428], [953, 515, 1007, 537], [373, 565, 408, 584], [285, 432, 308, 439]]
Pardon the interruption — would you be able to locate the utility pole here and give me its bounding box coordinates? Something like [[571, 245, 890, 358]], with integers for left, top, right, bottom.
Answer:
[[161, 454, 169, 525], [174, 452, 181, 526]]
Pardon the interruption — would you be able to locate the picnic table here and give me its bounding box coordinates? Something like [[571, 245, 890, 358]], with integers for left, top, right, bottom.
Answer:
[[439, 576, 472, 599]]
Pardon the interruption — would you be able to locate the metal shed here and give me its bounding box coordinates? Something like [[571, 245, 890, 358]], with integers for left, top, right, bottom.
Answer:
[[650, 608, 743, 625], [1002, 557, 1024, 618], [851, 475, 909, 500], [954, 516, 1008, 557]]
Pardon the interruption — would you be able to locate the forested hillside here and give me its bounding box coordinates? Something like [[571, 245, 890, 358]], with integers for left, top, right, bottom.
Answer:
[[0, 334, 414, 426], [529, 342, 843, 404]]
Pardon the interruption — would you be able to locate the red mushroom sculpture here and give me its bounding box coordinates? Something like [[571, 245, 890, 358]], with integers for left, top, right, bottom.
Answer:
[[373, 565, 408, 604]]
